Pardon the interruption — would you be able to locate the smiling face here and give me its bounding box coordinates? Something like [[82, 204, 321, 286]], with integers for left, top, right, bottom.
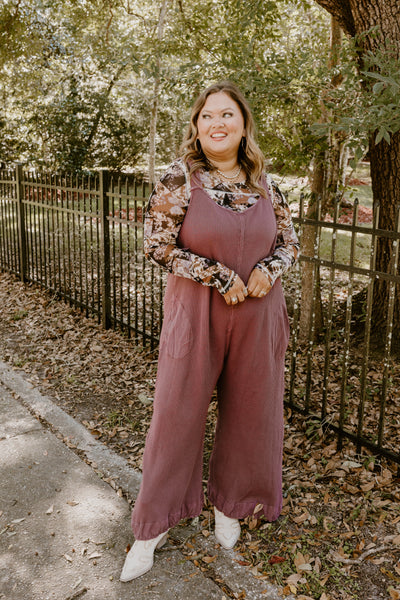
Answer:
[[196, 91, 246, 164]]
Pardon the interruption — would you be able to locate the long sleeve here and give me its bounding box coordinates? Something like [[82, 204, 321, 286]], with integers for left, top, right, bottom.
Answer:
[[254, 177, 299, 285], [144, 160, 236, 294]]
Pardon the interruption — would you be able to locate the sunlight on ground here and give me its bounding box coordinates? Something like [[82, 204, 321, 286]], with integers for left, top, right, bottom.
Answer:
[[320, 230, 371, 269]]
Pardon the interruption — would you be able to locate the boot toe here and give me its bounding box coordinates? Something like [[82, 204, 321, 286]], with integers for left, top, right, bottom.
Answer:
[[214, 507, 241, 550], [215, 523, 241, 549], [120, 549, 153, 582]]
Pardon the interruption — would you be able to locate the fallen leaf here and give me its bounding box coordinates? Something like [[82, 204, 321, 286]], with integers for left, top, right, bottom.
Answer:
[[248, 517, 258, 530], [298, 563, 313, 572], [314, 556, 321, 573], [343, 483, 359, 495], [361, 481, 375, 492], [293, 512, 310, 524], [342, 460, 362, 469], [202, 555, 217, 564], [269, 555, 286, 565], [286, 573, 302, 585], [294, 552, 308, 568]]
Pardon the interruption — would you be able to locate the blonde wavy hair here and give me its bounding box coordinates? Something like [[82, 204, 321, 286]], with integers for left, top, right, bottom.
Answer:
[[179, 81, 267, 197]]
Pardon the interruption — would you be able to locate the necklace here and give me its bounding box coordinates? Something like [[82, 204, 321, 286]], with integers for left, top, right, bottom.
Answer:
[[215, 164, 242, 180]]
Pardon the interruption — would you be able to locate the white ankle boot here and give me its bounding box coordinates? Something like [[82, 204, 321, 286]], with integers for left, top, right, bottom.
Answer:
[[214, 507, 241, 550], [120, 531, 168, 582]]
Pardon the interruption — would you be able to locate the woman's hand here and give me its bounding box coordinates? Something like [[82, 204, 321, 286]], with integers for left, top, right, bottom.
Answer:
[[223, 275, 248, 306], [247, 268, 271, 298]]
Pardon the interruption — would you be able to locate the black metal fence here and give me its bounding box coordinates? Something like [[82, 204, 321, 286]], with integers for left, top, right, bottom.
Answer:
[[0, 165, 164, 347], [1, 165, 400, 466], [288, 196, 400, 468]]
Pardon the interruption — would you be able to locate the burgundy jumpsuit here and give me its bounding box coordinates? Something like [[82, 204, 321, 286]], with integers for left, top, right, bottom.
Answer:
[[131, 171, 290, 540]]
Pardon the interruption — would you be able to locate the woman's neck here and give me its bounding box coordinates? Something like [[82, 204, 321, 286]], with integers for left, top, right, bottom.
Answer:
[[209, 159, 239, 175], [206, 157, 240, 174]]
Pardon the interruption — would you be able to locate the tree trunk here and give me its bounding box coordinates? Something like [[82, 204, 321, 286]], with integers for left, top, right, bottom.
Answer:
[[369, 130, 400, 330], [148, 0, 169, 186], [314, 0, 400, 335], [299, 16, 346, 339], [322, 18, 347, 214], [84, 63, 127, 157], [148, 82, 159, 186], [299, 155, 325, 339]]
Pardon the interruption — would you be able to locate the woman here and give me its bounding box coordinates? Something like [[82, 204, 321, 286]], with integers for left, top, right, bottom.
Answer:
[[120, 81, 299, 582]]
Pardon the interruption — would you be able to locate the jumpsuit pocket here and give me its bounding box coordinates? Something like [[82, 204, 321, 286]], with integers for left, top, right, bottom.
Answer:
[[163, 296, 193, 359], [273, 302, 290, 361]]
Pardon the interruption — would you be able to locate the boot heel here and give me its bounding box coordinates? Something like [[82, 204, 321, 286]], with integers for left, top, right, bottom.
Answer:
[[156, 533, 168, 549], [120, 530, 169, 582]]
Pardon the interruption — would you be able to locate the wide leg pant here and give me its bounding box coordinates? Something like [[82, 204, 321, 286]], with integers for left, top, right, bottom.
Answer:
[[131, 275, 289, 540]]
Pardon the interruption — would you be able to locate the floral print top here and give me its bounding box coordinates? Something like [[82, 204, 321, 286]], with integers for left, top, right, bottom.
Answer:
[[144, 159, 299, 294]]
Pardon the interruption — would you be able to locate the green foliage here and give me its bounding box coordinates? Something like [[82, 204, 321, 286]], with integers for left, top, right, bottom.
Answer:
[[0, 0, 146, 170], [159, 0, 332, 174], [361, 43, 400, 145], [311, 33, 400, 168], [0, 0, 363, 176]]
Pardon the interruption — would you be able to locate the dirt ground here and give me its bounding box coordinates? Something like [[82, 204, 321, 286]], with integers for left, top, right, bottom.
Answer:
[[1, 271, 400, 600]]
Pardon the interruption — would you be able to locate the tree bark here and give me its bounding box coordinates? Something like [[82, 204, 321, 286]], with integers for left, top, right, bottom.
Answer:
[[148, 0, 169, 186], [369, 130, 400, 329], [299, 155, 325, 339], [322, 17, 347, 214], [299, 17, 346, 339], [314, 0, 400, 333], [315, 0, 355, 35], [85, 63, 127, 156]]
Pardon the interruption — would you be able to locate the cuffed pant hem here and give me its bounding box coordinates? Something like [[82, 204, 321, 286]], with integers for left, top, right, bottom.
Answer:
[[208, 489, 282, 522], [131, 501, 204, 541]]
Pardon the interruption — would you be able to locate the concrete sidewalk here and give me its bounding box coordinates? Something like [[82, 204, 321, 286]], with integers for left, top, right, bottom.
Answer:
[[0, 361, 285, 600]]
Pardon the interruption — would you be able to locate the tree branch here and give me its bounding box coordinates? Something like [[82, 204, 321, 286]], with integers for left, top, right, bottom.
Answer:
[[176, 0, 220, 58], [314, 0, 356, 37], [105, 7, 113, 44], [84, 63, 128, 151], [331, 544, 400, 565]]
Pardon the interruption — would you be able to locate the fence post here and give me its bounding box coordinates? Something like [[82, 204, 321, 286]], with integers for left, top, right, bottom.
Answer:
[[99, 169, 111, 329], [15, 164, 27, 282]]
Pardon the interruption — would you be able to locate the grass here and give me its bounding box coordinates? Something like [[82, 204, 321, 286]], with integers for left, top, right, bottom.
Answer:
[[319, 230, 371, 269], [12, 310, 28, 321], [13, 357, 28, 367], [345, 184, 373, 208], [272, 163, 374, 270], [104, 410, 140, 431], [271, 162, 373, 207], [241, 510, 363, 599]]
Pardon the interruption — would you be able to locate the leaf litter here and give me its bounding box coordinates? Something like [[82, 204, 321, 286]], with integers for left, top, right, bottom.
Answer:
[[0, 272, 399, 599]]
